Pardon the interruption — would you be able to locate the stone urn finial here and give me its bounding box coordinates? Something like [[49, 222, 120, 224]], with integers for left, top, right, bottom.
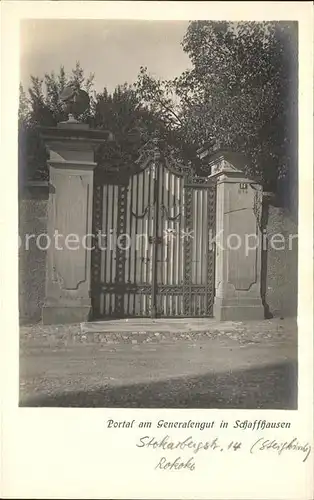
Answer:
[[60, 84, 90, 123]]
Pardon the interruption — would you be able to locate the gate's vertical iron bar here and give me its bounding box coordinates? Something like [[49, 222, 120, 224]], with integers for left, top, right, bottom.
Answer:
[[151, 152, 159, 318], [130, 178, 134, 315], [202, 189, 207, 314], [191, 190, 195, 286], [193, 189, 198, 315], [112, 185, 118, 315], [200, 189, 205, 285], [173, 176, 177, 315], [103, 185, 109, 315], [112, 186, 116, 315], [177, 175, 181, 315], [159, 163, 163, 288], [196, 189, 199, 314], [143, 170, 148, 315], [132, 175, 138, 315], [179, 176, 183, 315], [115, 185, 120, 314], [170, 174, 178, 316], [126, 177, 132, 316], [100, 184, 108, 316], [162, 163, 166, 314], [127, 176, 132, 315], [133, 175, 138, 314], [171, 174, 175, 315], [142, 170, 147, 315], [183, 183, 193, 316], [146, 167, 152, 316], [91, 178, 103, 319], [168, 171, 173, 316], [147, 167, 151, 314], [162, 167, 166, 287], [165, 172, 173, 316], [160, 165, 165, 314], [115, 184, 127, 316], [198, 190, 202, 285], [204, 188, 209, 316], [141, 171, 147, 289], [137, 172, 144, 314], [107, 185, 113, 315], [133, 175, 138, 316], [114, 184, 119, 315], [198, 189, 203, 314], [104, 184, 110, 316]]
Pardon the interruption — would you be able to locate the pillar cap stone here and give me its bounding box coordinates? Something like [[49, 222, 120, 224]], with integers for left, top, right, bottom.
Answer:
[[206, 150, 261, 186], [208, 155, 243, 180], [39, 122, 114, 151]]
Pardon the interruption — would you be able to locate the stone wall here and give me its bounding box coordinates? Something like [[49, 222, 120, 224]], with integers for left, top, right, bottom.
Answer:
[[263, 204, 298, 318], [19, 185, 48, 323]]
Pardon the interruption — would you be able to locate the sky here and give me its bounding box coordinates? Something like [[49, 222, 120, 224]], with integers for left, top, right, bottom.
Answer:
[[20, 19, 192, 93]]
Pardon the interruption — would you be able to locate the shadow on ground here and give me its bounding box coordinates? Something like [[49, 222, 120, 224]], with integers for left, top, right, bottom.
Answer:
[[20, 360, 297, 409]]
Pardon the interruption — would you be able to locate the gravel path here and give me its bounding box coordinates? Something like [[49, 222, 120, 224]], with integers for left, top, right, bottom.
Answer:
[[20, 317, 297, 346], [19, 318, 297, 409]]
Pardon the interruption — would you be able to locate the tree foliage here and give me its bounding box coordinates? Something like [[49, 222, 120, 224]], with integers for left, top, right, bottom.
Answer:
[[136, 21, 298, 192], [19, 63, 96, 184], [19, 63, 160, 183], [93, 83, 165, 172], [20, 22, 298, 197]]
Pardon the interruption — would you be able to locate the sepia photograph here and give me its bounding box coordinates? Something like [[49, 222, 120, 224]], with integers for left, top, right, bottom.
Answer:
[[18, 18, 299, 409]]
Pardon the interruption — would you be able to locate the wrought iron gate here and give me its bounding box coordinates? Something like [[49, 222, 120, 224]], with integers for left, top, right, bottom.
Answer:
[[92, 146, 216, 318]]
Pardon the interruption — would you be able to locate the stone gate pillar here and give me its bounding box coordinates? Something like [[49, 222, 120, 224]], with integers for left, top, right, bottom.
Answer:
[[208, 153, 265, 321], [40, 120, 109, 324]]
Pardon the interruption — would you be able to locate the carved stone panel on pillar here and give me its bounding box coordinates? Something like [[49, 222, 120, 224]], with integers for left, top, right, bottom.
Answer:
[[40, 121, 110, 324], [208, 153, 265, 321]]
